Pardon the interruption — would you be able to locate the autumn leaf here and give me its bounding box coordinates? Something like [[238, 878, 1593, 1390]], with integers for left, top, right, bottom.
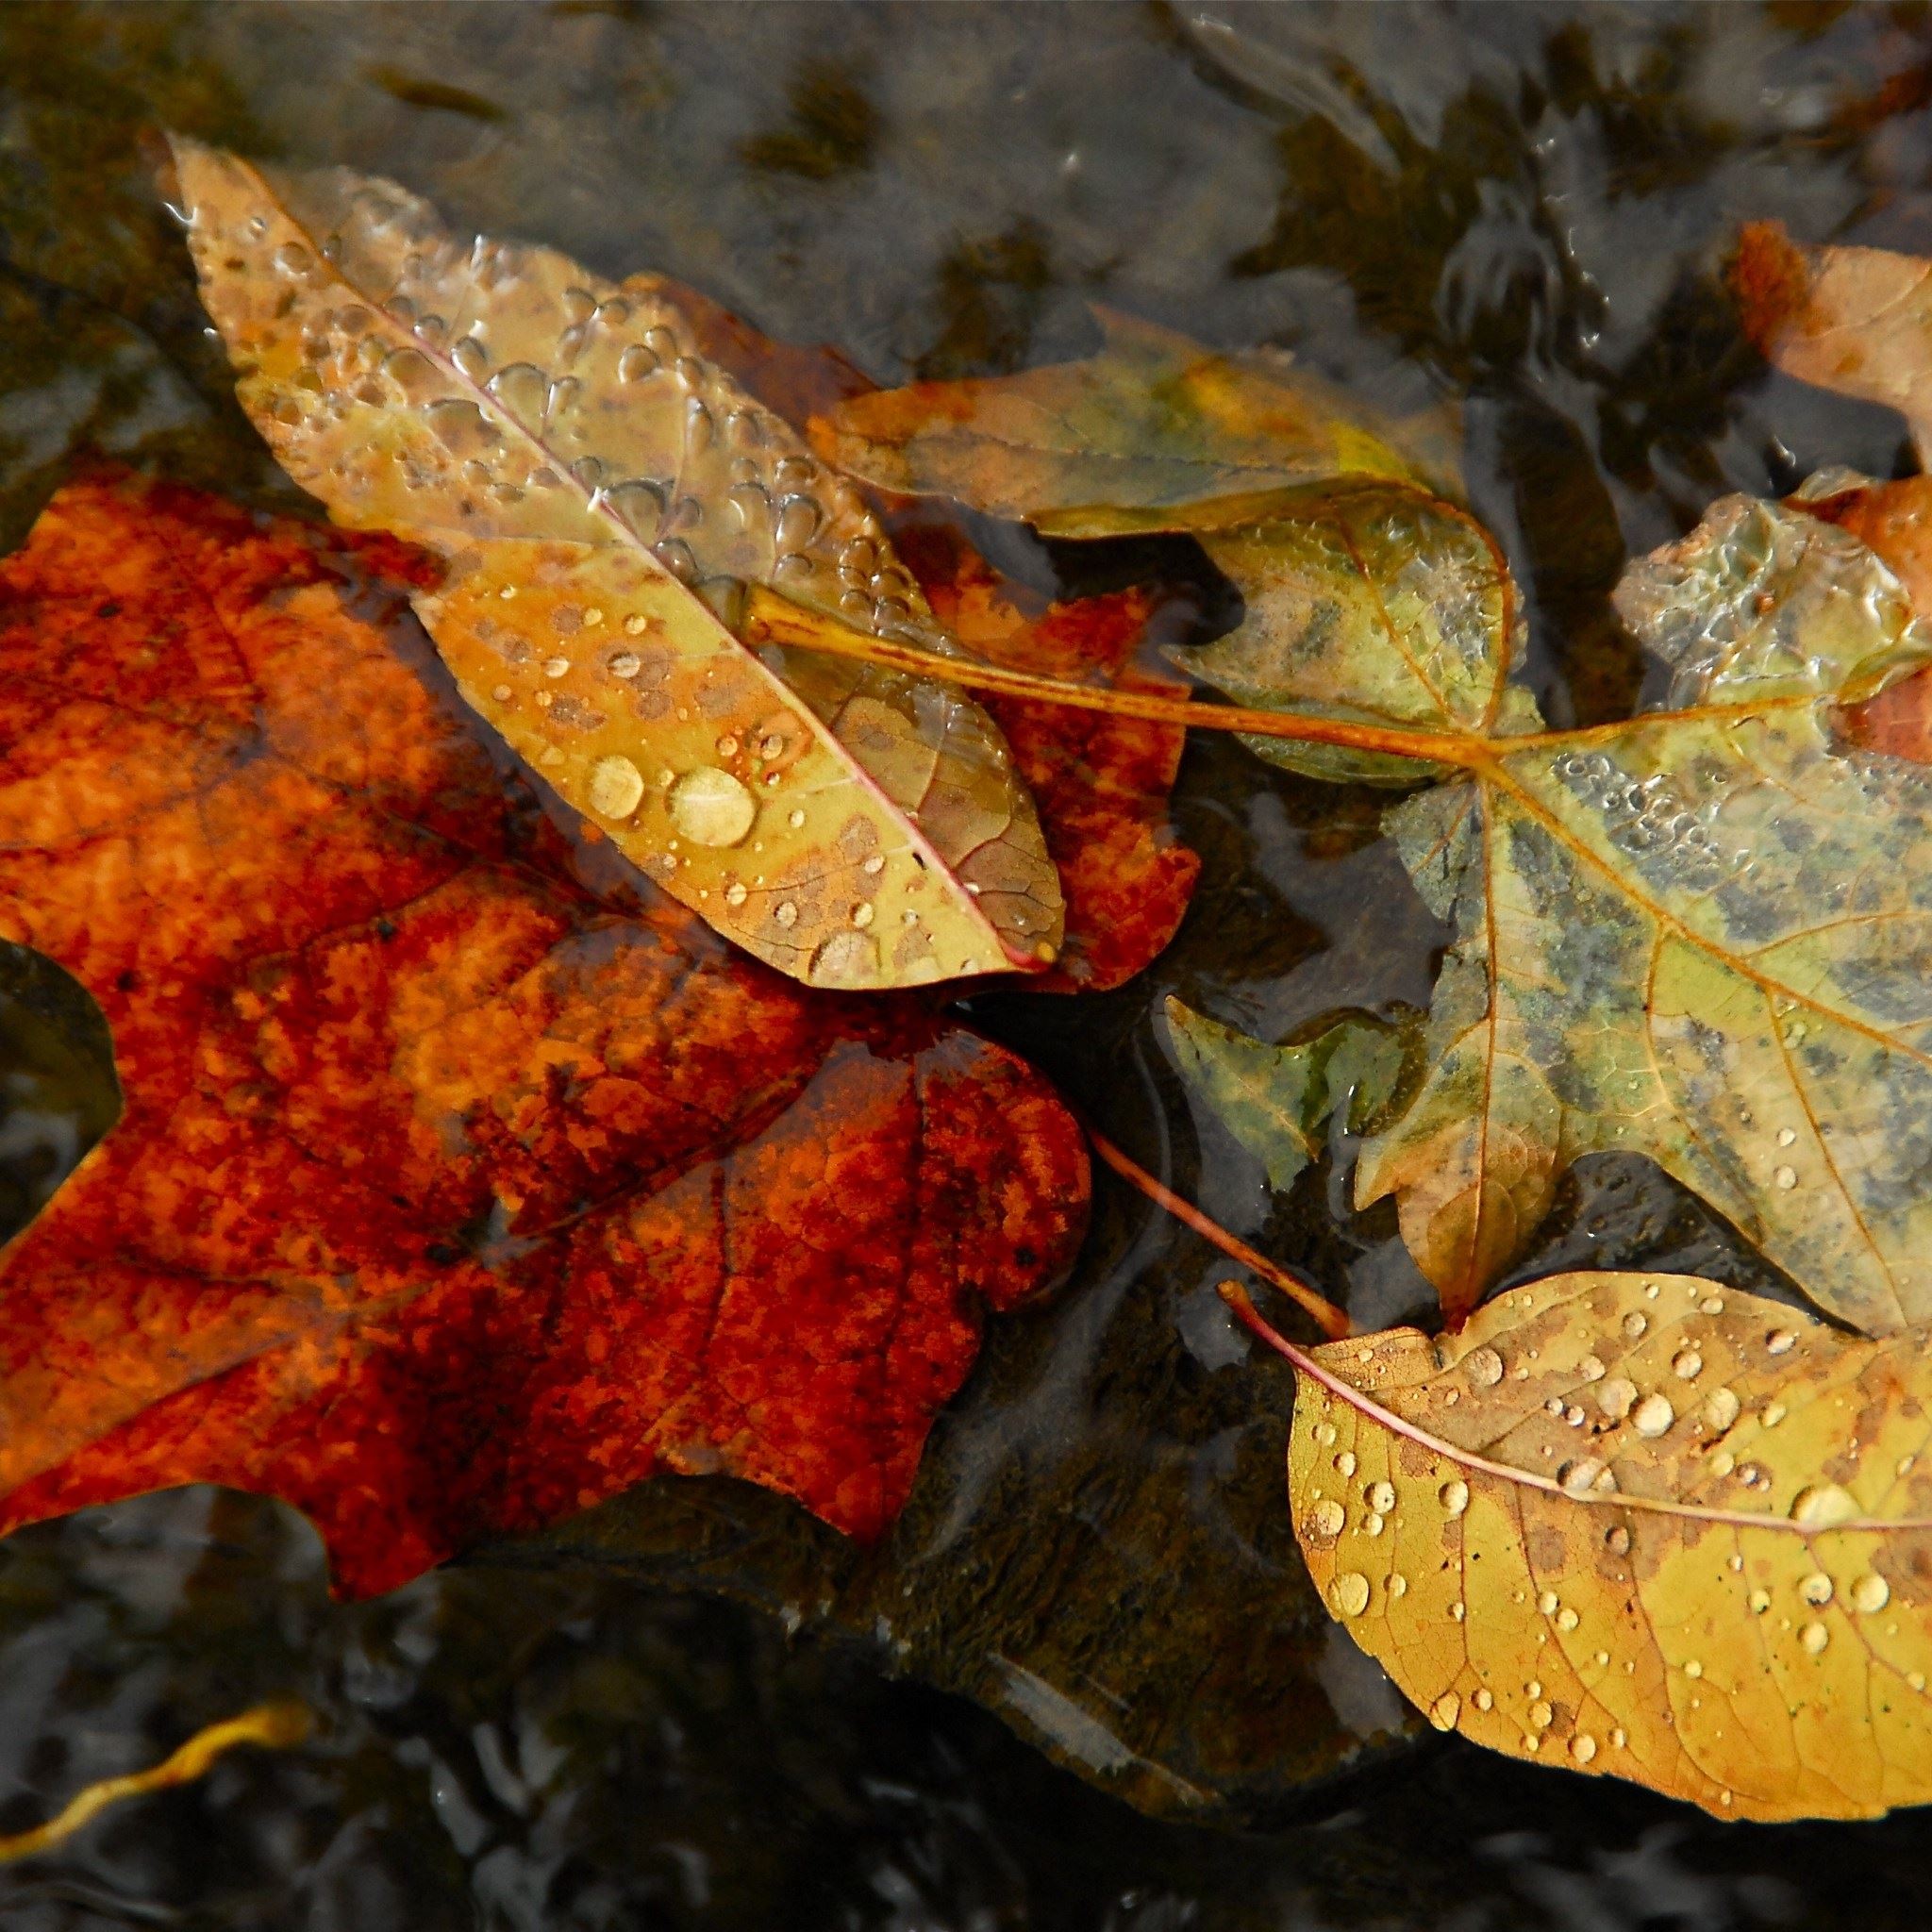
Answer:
[[1230, 1270, 1932, 1823], [166, 137, 1064, 991], [1165, 999, 1412, 1194], [810, 306, 1437, 534], [1734, 221, 1932, 466], [0, 471, 1088, 1598]]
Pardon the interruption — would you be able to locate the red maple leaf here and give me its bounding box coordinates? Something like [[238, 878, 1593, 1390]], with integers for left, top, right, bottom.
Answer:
[[0, 473, 1089, 1598]]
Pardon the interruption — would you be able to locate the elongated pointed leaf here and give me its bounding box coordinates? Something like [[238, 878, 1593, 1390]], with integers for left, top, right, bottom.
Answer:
[[810, 307, 1432, 533], [1285, 1272, 1932, 1822], [166, 137, 1061, 989]]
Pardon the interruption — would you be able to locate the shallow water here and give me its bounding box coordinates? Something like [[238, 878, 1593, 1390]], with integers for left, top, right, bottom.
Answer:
[[5, 0, 1932, 1924]]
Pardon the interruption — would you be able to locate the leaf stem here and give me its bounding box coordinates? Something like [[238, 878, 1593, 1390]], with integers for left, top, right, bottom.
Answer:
[[743, 588, 1479, 770], [0, 1701, 311, 1865], [1084, 1128, 1353, 1340]]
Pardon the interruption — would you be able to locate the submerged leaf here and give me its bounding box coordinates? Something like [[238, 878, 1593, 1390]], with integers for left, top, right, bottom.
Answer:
[[167, 137, 1063, 990], [1734, 221, 1932, 466], [0, 474, 1088, 1596], [1166, 999, 1411, 1193], [811, 308, 1430, 533], [1169, 481, 1542, 785], [1279, 1272, 1932, 1822]]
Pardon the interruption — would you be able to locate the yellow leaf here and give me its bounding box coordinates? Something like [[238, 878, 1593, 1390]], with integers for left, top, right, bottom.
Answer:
[[1257, 1274, 1932, 1821], [165, 137, 1061, 990]]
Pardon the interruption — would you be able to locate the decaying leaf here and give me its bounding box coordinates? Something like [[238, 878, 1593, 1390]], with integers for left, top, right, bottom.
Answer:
[[1164, 481, 1542, 786], [1260, 1271, 1932, 1822], [0, 473, 1087, 1596], [811, 308, 1431, 533], [828, 351, 1932, 1332], [166, 137, 1064, 990], [1165, 999, 1410, 1193], [1734, 221, 1932, 466]]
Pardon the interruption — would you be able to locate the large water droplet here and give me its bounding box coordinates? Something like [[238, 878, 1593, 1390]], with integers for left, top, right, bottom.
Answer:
[[587, 755, 644, 821], [1852, 1574, 1890, 1614], [1439, 1479, 1470, 1517], [1331, 1572, 1371, 1619], [487, 361, 549, 421], [1790, 1483, 1858, 1527], [1800, 1621, 1830, 1656], [1598, 1377, 1638, 1422], [1307, 1498, 1346, 1543], [1632, 1392, 1675, 1438], [808, 931, 879, 988], [1465, 1346, 1504, 1388], [667, 767, 757, 847]]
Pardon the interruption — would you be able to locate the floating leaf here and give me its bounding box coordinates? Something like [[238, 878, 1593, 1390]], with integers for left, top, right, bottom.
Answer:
[[1358, 494, 1932, 1329], [166, 137, 1063, 990], [811, 307, 1431, 535], [0, 473, 1088, 1597], [1263, 1271, 1932, 1822], [1165, 999, 1411, 1193], [1166, 481, 1542, 785], [1734, 221, 1932, 466]]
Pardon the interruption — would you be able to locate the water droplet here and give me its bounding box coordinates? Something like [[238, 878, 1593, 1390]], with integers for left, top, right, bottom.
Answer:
[[1564, 1406, 1585, 1427], [1774, 1164, 1798, 1191], [1852, 1574, 1890, 1614], [1790, 1484, 1858, 1527], [1474, 1687, 1493, 1711], [1633, 1393, 1675, 1438], [273, 241, 311, 276], [1363, 1480, 1394, 1515], [1578, 1355, 1606, 1382], [1767, 1328, 1797, 1356], [1762, 1401, 1787, 1428], [1605, 1524, 1631, 1557], [1598, 1377, 1638, 1422], [1450, 1601, 1466, 1622], [1559, 1457, 1607, 1496], [1440, 1479, 1470, 1517], [587, 755, 644, 821], [1800, 1621, 1830, 1656], [1465, 1346, 1504, 1388], [808, 930, 879, 987], [544, 657, 571, 679], [1529, 1700, 1554, 1730], [1684, 1657, 1704, 1679], [1557, 1606, 1579, 1632], [1538, 1590, 1559, 1616], [1777, 1126, 1797, 1146], [1800, 1572, 1835, 1607], [774, 901, 799, 929], [1699, 1294, 1724, 1315], [787, 808, 807, 830], [1570, 1734, 1597, 1765], [1703, 1388, 1740, 1431], [850, 902, 875, 930], [1390, 1574, 1407, 1598], [1331, 1572, 1372, 1619], [1673, 1349, 1703, 1380], [1622, 1311, 1648, 1340], [1749, 1588, 1772, 1614], [1333, 1451, 1357, 1477], [724, 881, 748, 908], [1429, 1691, 1461, 1731], [452, 336, 490, 382], [1305, 1494, 1349, 1544], [667, 767, 757, 847], [1314, 1422, 1337, 1447], [618, 342, 658, 383]]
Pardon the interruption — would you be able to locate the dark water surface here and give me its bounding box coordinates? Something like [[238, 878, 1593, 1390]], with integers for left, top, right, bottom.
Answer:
[[6, 2, 1932, 1925]]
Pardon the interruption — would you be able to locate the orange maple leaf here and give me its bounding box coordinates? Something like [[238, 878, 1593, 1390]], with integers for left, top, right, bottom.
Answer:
[[0, 472, 1089, 1597]]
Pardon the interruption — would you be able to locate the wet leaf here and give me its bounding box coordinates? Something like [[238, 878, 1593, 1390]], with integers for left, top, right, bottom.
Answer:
[[167, 137, 1064, 991], [1165, 999, 1411, 1193], [0, 473, 1088, 1597], [1275, 1271, 1932, 1822], [810, 307, 1432, 534], [1359, 494, 1932, 1329], [1734, 221, 1932, 466], [1166, 481, 1542, 786]]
